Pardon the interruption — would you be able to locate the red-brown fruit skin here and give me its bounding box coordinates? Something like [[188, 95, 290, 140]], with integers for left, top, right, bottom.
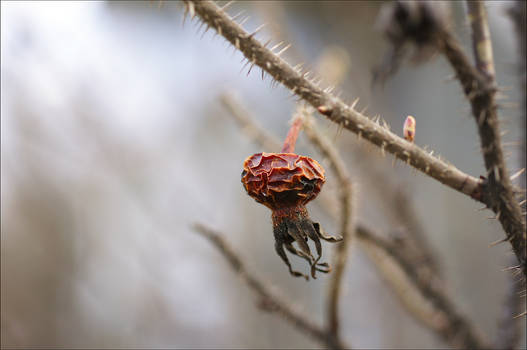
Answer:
[[241, 153, 325, 210]]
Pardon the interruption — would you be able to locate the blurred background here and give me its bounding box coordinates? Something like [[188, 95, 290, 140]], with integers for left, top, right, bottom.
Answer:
[[1, 1, 525, 348]]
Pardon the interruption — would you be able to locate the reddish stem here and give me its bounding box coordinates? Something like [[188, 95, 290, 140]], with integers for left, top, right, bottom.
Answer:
[[281, 117, 303, 153]]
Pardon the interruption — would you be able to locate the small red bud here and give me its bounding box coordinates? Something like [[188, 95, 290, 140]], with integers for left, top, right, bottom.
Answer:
[[317, 105, 332, 116], [404, 115, 416, 142]]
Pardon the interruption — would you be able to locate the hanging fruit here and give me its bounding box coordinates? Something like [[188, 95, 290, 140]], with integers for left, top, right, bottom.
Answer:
[[241, 118, 342, 280]]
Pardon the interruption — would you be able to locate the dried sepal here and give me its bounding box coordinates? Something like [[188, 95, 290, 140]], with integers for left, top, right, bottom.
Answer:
[[272, 206, 341, 279]]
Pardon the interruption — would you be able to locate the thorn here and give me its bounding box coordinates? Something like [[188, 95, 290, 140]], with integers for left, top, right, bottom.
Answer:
[[350, 98, 359, 109], [200, 26, 211, 39], [513, 310, 526, 319], [231, 10, 245, 21], [276, 43, 291, 57], [220, 0, 235, 11], [187, 1, 195, 18], [270, 41, 284, 52], [249, 23, 266, 38], [360, 105, 368, 114], [501, 265, 521, 272], [510, 168, 525, 181], [489, 237, 509, 247], [293, 62, 305, 72], [247, 63, 255, 76], [239, 60, 250, 74], [196, 21, 206, 35], [262, 39, 272, 48], [239, 16, 250, 26]]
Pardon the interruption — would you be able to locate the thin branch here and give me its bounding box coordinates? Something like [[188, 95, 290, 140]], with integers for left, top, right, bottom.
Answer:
[[192, 223, 350, 349], [356, 226, 490, 349], [391, 190, 443, 277], [349, 146, 443, 278], [187, 0, 525, 278], [448, 0, 527, 278], [220, 91, 282, 152], [220, 92, 489, 349], [185, 0, 484, 203], [298, 105, 353, 340], [373, 0, 526, 279], [466, 1, 495, 80]]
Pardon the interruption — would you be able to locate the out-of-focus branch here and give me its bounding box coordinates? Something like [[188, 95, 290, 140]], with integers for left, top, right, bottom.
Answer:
[[298, 105, 353, 341], [219, 92, 489, 349], [184, 0, 484, 202], [356, 226, 489, 349], [373, 0, 526, 279], [391, 191, 442, 278], [192, 223, 350, 349], [460, 0, 526, 278], [220, 92, 282, 152], [466, 1, 495, 80]]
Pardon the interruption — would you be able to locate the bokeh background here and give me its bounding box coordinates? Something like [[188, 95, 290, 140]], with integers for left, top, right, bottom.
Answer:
[[1, 1, 525, 348]]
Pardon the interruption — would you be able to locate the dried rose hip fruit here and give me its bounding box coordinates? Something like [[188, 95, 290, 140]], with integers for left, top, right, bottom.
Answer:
[[241, 118, 342, 280]]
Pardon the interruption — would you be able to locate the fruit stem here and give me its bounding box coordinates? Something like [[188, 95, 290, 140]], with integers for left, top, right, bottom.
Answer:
[[281, 117, 303, 153]]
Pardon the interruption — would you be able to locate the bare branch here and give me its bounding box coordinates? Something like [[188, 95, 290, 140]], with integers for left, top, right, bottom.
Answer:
[[185, 0, 484, 203], [356, 226, 490, 349], [455, 0, 526, 278], [371, 0, 526, 279], [466, 1, 495, 79], [219, 92, 489, 348], [220, 92, 282, 152], [192, 223, 350, 349], [298, 105, 353, 340]]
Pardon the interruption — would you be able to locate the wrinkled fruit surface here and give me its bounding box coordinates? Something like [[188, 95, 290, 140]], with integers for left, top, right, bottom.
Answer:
[[241, 153, 325, 210]]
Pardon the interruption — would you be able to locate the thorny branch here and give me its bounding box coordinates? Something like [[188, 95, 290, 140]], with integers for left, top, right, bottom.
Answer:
[[192, 223, 350, 349], [184, 0, 523, 346], [373, 0, 526, 279], [220, 93, 281, 152], [449, 1, 526, 278], [184, 0, 484, 202], [220, 93, 489, 349], [497, 1, 527, 338], [496, 257, 526, 350]]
